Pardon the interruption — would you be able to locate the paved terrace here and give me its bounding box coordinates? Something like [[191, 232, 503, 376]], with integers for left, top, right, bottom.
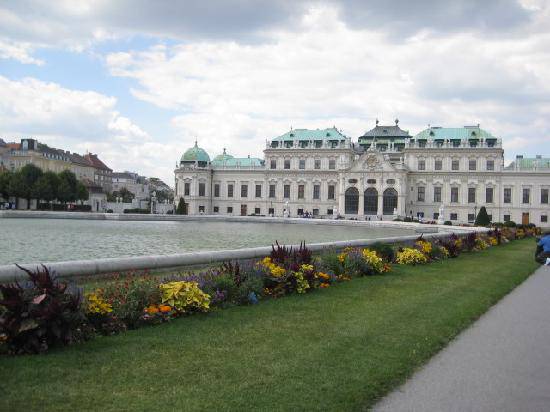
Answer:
[[375, 265, 550, 412]]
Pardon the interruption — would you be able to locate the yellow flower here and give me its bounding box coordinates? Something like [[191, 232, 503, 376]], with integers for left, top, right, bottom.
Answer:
[[337, 252, 347, 263], [362, 248, 387, 274], [85, 292, 113, 315], [317, 272, 330, 281], [415, 240, 432, 255], [396, 248, 428, 265], [270, 265, 286, 277], [300, 264, 314, 272]]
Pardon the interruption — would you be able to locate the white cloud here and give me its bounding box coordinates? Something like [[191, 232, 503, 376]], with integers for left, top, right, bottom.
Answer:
[[0, 75, 177, 183], [104, 6, 550, 160], [0, 39, 43, 65]]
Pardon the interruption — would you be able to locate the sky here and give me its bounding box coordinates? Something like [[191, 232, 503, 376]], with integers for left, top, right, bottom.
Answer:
[[1, 0, 549, 185]]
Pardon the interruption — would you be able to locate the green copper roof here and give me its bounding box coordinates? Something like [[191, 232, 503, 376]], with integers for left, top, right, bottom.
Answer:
[[211, 156, 263, 167], [505, 156, 550, 170], [272, 127, 347, 142], [414, 126, 497, 140], [181, 142, 210, 163], [213, 151, 234, 162]]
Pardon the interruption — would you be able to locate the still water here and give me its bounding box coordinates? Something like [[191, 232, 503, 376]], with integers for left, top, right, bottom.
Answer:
[[0, 218, 413, 264]]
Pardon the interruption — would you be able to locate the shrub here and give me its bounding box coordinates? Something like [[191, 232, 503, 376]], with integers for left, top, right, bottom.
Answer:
[[84, 291, 126, 336], [463, 233, 477, 252], [100, 274, 161, 328], [475, 206, 491, 226], [159, 281, 210, 313], [503, 220, 517, 228], [0, 265, 90, 354], [396, 248, 428, 265], [438, 235, 462, 258], [123, 208, 150, 214], [370, 242, 395, 263], [444, 220, 452, 226]]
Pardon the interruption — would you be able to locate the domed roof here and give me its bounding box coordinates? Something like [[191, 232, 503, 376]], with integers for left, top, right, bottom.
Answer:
[[181, 141, 210, 163], [213, 148, 234, 162]]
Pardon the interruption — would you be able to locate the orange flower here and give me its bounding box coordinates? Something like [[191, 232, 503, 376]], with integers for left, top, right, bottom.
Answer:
[[159, 305, 172, 313], [319, 283, 330, 288], [145, 305, 159, 314]]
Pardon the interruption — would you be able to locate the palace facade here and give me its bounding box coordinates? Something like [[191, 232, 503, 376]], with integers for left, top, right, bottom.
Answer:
[[174, 122, 550, 227]]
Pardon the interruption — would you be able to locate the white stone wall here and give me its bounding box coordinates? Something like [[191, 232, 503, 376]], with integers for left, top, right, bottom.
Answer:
[[174, 142, 550, 227]]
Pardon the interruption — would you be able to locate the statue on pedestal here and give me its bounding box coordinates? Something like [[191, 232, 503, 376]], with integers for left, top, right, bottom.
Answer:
[[437, 204, 445, 225]]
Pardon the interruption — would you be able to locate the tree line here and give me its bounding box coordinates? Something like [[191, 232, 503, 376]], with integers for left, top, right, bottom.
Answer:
[[0, 164, 89, 209]]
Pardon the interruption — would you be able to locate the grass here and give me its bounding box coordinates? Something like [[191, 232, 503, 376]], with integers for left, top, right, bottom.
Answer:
[[0, 239, 540, 411]]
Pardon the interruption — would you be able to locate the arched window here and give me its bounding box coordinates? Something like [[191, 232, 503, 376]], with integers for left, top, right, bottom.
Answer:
[[345, 187, 359, 214], [383, 188, 398, 215], [364, 188, 378, 214]]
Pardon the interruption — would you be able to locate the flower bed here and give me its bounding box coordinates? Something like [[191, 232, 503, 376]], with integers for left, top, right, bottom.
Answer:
[[0, 229, 537, 355]]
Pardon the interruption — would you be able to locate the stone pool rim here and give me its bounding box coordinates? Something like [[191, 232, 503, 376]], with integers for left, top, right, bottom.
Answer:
[[0, 212, 487, 282]]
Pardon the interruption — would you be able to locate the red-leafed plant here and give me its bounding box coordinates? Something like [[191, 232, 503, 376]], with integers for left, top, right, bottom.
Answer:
[[270, 241, 312, 272], [0, 265, 90, 355]]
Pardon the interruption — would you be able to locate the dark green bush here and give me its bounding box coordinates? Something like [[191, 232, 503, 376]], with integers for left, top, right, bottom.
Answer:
[[504, 220, 517, 228], [370, 242, 395, 263], [444, 220, 452, 226], [475, 206, 491, 226]]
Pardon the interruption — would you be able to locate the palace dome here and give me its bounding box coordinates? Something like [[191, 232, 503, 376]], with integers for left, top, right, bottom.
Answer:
[[181, 142, 210, 163]]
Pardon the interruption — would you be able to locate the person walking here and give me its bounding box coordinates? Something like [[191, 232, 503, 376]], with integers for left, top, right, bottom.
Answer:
[[535, 231, 550, 265]]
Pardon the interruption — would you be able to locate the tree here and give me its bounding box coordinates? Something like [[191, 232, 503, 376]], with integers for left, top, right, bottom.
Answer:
[[76, 182, 89, 204], [32, 171, 60, 209], [57, 170, 78, 205], [475, 206, 491, 226], [19, 164, 43, 209], [8, 173, 27, 209], [0, 170, 13, 200], [176, 197, 187, 215]]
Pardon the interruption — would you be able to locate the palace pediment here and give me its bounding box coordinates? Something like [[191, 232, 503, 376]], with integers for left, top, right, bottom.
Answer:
[[348, 151, 400, 173]]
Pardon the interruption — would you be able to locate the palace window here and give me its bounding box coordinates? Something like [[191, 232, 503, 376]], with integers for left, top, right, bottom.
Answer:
[[184, 182, 190, 196], [199, 183, 206, 197], [313, 184, 320, 200], [255, 184, 262, 198], [523, 188, 530, 204], [327, 208, 333, 215], [452, 140, 461, 147], [435, 160, 442, 171], [298, 184, 305, 199], [227, 184, 234, 198], [314, 159, 321, 169], [268, 207, 274, 215], [434, 186, 442, 203], [469, 159, 477, 171], [213, 206, 219, 213], [504, 214, 511, 222], [227, 206, 233, 214], [417, 186, 425, 202], [486, 187, 494, 203], [541, 188, 549, 204], [486, 160, 494, 171], [284, 159, 290, 169], [329, 159, 336, 170], [254, 208, 261, 215], [269, 184, 276, 198], [542, 215, 548, 223], [504, 188, 511, 203], [468, 213, 475, 222], [313, 209, 319, 216], [284, 184, 290, 199], [214, 184, 220, 197], [328, 185, 335, 200], [418, 160, 426, 170], [367, 179, 376, 184], [241, 184, 248, 198], [270, 159, 277, 169], [450, 213, 458, 221], [451, 187, 459, 203], [199, 205, 205, 213], [299, 159, 306, 169], [468, 187, 476, 203], [452, 160, 459, 171]]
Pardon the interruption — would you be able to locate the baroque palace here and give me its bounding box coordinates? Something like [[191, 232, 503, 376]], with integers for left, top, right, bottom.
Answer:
[[174, 121, 550, 227]]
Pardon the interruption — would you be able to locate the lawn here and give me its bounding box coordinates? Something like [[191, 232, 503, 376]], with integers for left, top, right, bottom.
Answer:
[[0, 239, 540, 411]]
